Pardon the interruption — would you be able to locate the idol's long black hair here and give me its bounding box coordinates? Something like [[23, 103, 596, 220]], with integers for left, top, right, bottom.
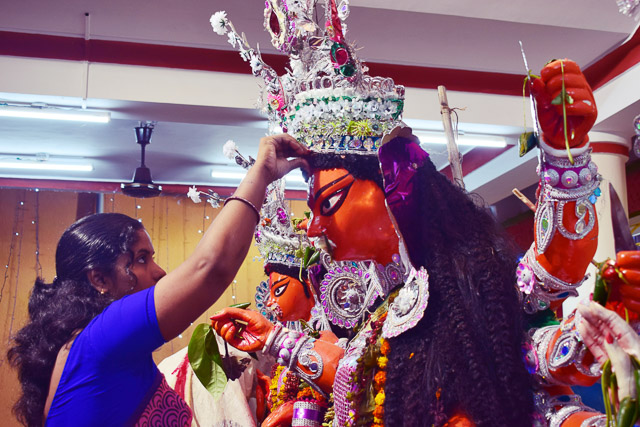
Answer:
[[308, 152, 534, 426], [7, 213, 143, 427]]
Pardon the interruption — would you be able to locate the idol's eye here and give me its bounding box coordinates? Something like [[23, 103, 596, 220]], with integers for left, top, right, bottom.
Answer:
[[273, 281, 289, 297], [319, 181, 353, 216]]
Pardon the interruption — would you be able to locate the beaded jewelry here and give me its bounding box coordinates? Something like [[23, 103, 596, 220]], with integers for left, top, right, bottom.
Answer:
[[519, 244, 589, 314], [535, 149, 601, 255]]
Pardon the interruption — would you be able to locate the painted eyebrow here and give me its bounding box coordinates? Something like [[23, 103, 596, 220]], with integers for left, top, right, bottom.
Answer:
[[271, 277, 290, 289], [313, 173, 351, 202]]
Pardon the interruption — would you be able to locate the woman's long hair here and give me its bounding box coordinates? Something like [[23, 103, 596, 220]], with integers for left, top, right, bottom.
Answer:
[[7, 213, 143, 427], [308, 152, 534, 426]]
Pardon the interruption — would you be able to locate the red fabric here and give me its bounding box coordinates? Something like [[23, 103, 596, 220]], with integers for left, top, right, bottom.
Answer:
[[171, 353, 191, 400]]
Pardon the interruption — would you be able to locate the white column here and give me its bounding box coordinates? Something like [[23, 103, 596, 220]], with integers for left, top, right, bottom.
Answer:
[[564, 132, 631, 314]]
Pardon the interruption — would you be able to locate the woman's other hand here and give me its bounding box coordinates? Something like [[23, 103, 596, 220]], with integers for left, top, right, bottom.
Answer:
[[253, 134, 310, 183], [210, 308, 274, 352], [577, 301, 640, 365]]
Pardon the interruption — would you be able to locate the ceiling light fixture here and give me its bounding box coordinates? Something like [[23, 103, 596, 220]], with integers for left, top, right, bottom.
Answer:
[[0, 154, 93, 172], [414, 131, 507, 148], [0, 105, 111, 123], [211, 171, 247, 180]]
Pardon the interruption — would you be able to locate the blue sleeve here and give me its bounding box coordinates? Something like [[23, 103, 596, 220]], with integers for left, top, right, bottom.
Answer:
[[84, 286, 165, 364]]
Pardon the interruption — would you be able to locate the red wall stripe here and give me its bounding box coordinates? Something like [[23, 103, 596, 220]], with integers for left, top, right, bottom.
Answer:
[[591, 142, 631, 156], [0, 30, 523, 96], [0, 177, 307, 200]]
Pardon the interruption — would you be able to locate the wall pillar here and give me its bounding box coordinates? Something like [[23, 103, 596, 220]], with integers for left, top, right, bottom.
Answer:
[[564, 132, 631, 314]]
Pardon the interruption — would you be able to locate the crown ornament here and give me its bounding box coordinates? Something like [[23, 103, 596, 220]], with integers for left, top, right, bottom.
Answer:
[[210, 0, 405, 155]]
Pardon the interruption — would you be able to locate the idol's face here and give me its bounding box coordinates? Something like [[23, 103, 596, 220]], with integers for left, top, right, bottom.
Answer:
[[267, 271, 314, 322], [306, 168, 399, 264]]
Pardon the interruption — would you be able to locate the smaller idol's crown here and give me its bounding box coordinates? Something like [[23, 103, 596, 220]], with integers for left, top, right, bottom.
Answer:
[[221, 140, 303, 269], [254, 179, 303, 270], [210, 0, 405, 155]]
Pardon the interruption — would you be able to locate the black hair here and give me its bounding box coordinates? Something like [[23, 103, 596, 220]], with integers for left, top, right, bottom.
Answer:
[[303, 152, 384, 188], [311, 153, 534, 426], [264, 262, 310, 298], [7, 213, 144, 427]]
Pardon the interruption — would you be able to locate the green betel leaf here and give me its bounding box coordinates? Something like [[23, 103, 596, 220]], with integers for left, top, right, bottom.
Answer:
[[188, 323, 227, 398]]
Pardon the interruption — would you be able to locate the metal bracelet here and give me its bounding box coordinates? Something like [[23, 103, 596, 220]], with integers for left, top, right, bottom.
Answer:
[[520, 245, 588, 313], [579, 414, 608, 427], [262, 322, 283, 354]]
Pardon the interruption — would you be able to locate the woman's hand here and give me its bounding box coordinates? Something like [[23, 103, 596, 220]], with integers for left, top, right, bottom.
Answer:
[[253, 134, 310, 184], [210, 308, 274, 352], [530, 59, 597, 150], [577, 301, 640, 365]]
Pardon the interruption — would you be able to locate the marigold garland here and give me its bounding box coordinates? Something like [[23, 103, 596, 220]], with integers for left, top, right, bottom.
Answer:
[[346, 311, 389, 427], [269, 364, 298, 410]]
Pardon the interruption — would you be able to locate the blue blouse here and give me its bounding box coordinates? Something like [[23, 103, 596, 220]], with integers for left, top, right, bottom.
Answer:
[[46, 287, 166, 426]]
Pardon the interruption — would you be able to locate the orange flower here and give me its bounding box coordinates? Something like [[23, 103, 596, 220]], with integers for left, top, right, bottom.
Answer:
[[374, 371, 386, 388], [373, 405, 384, 419], [380, 339, 390, 356]]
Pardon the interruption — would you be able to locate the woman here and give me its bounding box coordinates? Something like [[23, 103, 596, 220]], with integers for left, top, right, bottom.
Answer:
[[7, 135, 308, 426]]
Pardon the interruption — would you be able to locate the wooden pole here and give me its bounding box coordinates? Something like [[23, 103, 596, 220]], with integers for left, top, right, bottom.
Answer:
[[438, 85, 465, 189]]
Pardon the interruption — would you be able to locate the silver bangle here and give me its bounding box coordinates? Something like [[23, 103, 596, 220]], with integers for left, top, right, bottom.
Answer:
[[262, 323, 283, 354], [520, 245, 588, 314]]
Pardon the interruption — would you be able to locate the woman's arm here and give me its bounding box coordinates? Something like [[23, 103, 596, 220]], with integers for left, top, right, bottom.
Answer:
[[154, 134, 309, 340]]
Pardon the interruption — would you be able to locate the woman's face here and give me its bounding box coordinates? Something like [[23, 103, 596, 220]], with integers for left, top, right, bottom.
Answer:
[[306, 168, 399, 264], [266, 271, 314, 322], [109, 229, 166, 299]]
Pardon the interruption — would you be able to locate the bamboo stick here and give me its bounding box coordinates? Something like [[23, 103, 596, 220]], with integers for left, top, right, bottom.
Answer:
[[438, 85, 465, 189]]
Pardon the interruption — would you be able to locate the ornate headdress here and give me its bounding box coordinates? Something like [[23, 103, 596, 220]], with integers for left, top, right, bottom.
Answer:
[[210, 0, 405, 154], [211, 2, 430, 337]]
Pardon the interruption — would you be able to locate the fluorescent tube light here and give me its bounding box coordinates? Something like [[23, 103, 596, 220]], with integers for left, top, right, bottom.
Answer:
[[0, 160, 93, 172], [211, 171, 247, 180], [0, 105, 111, 123], [415, 131, 506, 148]]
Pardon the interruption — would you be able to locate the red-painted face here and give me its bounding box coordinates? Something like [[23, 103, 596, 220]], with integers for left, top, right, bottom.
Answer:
[[306, 168, 399, 264], [267, 271, 315, 322]]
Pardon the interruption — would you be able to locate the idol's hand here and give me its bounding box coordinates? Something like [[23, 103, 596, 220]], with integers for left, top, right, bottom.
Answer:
[[262, 400, 294, 427], [254, 134, 310, 183], [606, 251, 640, 317], [530, 59, 597, 150], [210, 308, 274, 352], [577, 301, 640, 365]]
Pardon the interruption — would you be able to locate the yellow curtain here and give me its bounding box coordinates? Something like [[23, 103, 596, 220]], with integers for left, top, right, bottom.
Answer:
[[0, 187, 307, 426]]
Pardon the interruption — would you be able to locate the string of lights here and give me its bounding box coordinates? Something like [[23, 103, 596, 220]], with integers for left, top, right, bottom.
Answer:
[[8, 191, 26, 343]]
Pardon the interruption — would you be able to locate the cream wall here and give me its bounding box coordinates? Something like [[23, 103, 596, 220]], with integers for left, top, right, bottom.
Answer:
[[0, 187, 308, 426]]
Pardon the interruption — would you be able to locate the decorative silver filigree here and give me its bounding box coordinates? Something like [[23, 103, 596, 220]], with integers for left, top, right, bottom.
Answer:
[[382, 267, 430, 339], [520, 244, 588, 314]]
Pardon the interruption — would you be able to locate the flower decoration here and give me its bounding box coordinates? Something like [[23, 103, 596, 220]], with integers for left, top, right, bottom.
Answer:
[[186, 186, 223, 209], [268, 93, 285, 111], [223, 139, 238, 160], [249, 54, 263, 75], [516, 262, 536, 295], [210, 11, 229, 35], [187, 186, 201, 204]]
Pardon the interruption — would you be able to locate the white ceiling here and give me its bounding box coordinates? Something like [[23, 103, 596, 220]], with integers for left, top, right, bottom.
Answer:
[[0, 0, 638, 207]]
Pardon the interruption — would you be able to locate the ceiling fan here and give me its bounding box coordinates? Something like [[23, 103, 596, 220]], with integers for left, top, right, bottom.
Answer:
[[121, 121, 162, 198]]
